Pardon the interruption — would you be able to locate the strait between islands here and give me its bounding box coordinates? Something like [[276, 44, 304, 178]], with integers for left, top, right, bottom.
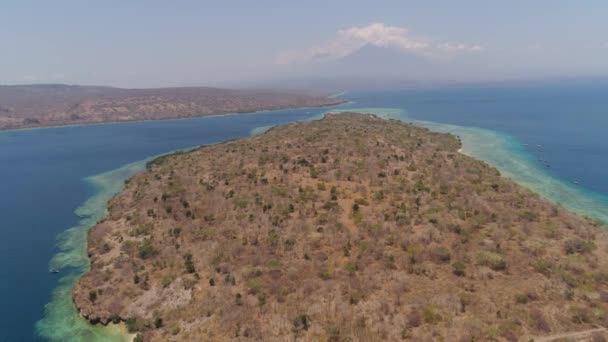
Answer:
[[74, 113, 608, 341]]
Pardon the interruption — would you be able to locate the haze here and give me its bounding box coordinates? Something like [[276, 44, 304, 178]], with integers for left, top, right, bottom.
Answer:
[[2, 0, 608, 88]]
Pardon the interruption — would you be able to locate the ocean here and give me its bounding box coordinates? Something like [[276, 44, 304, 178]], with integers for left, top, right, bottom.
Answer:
[[0, 81, 607, 341]]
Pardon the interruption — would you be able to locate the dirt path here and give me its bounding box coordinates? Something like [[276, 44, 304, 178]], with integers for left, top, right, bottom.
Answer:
[[533, 328, 606, 341]]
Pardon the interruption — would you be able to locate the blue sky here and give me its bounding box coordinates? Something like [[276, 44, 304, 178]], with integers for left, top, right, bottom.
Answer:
[[2, 1, 608, 87]]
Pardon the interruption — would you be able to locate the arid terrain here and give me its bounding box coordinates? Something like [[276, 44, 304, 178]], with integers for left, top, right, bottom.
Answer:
[[74, 113, 608, 341], [0, 84, 343, 130]]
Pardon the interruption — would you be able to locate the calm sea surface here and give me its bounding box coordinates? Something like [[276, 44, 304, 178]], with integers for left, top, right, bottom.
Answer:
[[0, 81, 607, 341]]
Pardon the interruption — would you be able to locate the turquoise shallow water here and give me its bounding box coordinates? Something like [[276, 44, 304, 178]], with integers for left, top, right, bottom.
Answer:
[[0, 107, 334, 341], [329, 107, 608, 223], [35, 160, 148, 341], [35, 103, 608, 341], [1, 82, 608, 341]]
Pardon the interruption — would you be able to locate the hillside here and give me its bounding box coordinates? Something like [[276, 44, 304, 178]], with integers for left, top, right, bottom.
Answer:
[[0, 84, 343, 130], [74, 113, 608, 341]]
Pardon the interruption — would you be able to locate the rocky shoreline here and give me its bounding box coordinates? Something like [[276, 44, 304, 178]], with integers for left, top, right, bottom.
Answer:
[[74, 113, 608, 341]]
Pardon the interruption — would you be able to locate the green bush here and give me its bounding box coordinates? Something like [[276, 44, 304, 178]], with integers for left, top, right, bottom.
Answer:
[[293, 314, 311, 331], [319, 271, 332, 280], [345, 263, 358, 274], [452, 261, 466, 276], [515, 293, 529, 304], [183, 253, 195, 273], [125, 317, 141, 333], [564, 239, 596, 255], [423, 305, 442, 324], [138, 239, 158, 259], [477, 251, 507, 271], [431, 246, 451, 263]]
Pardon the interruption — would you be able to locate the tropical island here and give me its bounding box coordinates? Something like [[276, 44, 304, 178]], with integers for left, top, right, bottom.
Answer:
[[0, 84, 344, 130], [74, 113, 608, 341]]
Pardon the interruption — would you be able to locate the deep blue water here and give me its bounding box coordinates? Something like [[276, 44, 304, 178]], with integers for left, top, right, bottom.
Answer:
[[0, 108, 330, 341], [342, 81, 608, 195], [1, 81, 607, 341]]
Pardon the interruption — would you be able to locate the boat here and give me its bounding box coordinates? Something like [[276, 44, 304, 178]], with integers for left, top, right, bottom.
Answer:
[[573, 181, 580, 185], [50, 269, 59, 274]]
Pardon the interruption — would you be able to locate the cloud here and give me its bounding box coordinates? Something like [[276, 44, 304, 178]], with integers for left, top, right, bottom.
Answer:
[[276, 23, 482, 65], [438, 43, 483, 52]]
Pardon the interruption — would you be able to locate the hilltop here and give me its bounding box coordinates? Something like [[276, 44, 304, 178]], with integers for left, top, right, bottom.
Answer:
[[74, 113, 608, 341], [0, 84, 343, 130]]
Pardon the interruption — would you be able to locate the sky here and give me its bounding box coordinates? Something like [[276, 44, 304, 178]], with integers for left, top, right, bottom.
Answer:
[[2, 0, 608, 88]]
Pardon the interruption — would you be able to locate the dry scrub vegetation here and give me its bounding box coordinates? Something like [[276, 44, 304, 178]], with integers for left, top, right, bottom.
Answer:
[[0, 84, 343, 130], [74, 113, 608, 341]]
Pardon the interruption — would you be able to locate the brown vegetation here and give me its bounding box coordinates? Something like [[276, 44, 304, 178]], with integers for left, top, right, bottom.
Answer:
[[74, 113, 608, 341], [0, 84, 344, 130]]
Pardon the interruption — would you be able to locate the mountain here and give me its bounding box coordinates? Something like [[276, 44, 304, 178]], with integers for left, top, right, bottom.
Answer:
[[250, 45, 489, 93], [0, 85, 344, 130]]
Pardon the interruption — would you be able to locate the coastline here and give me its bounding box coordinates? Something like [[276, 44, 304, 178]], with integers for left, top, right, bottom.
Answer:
[[329, 107, 608, 223], [69, 112, 608, 340], [35, 159, 150, 341], [0, 99, 347, 133], [36, 107, 608, 341]]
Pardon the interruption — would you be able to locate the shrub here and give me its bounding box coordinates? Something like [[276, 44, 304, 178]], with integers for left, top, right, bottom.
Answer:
[[532, 259, 554, 276], [258, 293, 266, 306], [564, 239, 596, 255], [310, 167, 319, 179], [345, 263, 358, 274], [154, 317, 163, 328], [170, 323, 181, 335], [354, 198, 369, 206], [477, 251, 507, 271], [293, 314, 311, 332], [161, 275, 175, 288], [431, 246, 451, 263], [125, 317, 141, 333], [183, 253, 195, 273], [322, 201, 339, 211], [515, 293, 529, 304], [88, 290, 97, 303], [138, 239, 158, 259], [319, 271, 332, 280], [520, 211, 539, 222], [530, 309, 551, 333], [330, 186, 338, 200], [406, 309, 422, 328], [452, 261, 466, 276], [423, 305, 442, 324]]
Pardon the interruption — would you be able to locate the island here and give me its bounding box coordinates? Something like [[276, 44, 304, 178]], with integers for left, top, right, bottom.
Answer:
[[0, 84, 344, 130], [74, 113, 608, 341]]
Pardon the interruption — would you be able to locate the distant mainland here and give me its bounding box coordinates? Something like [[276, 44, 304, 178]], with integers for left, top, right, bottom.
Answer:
[[0, 84, 344, 130]]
